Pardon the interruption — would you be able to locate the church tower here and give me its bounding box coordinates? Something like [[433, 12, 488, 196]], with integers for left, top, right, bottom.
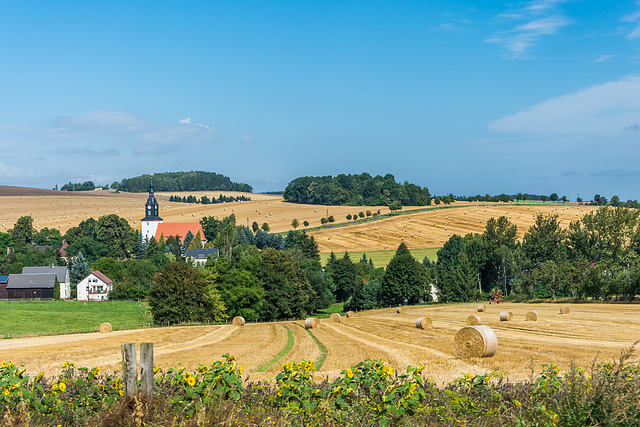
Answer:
[[141, 177, 163, 241]]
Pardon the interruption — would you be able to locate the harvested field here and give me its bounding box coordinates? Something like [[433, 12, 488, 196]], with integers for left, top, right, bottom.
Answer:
[[3, 302, 639, 385], [0, 187, 596, 254]]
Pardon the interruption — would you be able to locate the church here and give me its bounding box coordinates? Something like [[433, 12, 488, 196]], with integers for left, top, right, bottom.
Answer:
[[140, 180, 206, 245]]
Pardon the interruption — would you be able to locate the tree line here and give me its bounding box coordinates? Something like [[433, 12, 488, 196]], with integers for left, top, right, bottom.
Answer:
[[115, 171, 253, 193], [283, 173, 432, 206], [168, 194, 251, 204]]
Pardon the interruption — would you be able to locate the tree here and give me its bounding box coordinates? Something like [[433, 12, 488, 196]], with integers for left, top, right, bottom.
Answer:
[[328, 216, 335, 223], [96, 214, 136, 259], [388, 201, 402, 213], [561, 195, 568, 203], [91, 257, 124, 282], [303, 220, 309, 229], [291, 218, 299, 230], [522, 214, 565, 269], [320, 217, 328, 226], [550, 193, 558, 203], [346, 214, 352, 220], [70, 252, 91, 298], [149, 261, 218, 325], [358, 212, 365, 219], [328, 252, 358, 302], [577, 197, 583, 204], [522, 193, 529, 203], [611, 195, 621, 207], [541, 195, 548, 203], [261, 222, 270, 232], [380, 243, 427, 305], [10, 216, 34, 249], [252, 221, 259, 233]]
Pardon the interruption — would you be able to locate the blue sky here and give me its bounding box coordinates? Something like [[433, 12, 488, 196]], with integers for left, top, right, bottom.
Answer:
[[1, 0, 640, 200]]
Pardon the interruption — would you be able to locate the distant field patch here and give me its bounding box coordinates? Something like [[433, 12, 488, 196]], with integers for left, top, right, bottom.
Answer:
[[320, 248, 438, 268], [0, 301, 147, 338]]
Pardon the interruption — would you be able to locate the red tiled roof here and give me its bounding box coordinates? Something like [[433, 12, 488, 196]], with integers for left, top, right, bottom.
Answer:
[[91, 270, 113, 285], [155, 223, 206, 242]]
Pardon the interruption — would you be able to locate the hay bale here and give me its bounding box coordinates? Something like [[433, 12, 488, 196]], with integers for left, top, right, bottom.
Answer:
[[526, 311, 538, 321], [346, 311, 355, 318], [454, 325, 497, 358], [477, 304, 486, 312], [416, 317, 432, 330], [396, 306, 405, 314], [232, 316, 245, 326], [305, 317, 320, 329], [330, 313, 342, 323], [466, 315, 482, 326], [499, 311, 513, 321], [560, 306, 570, 314], [99, 322, 112, 334]]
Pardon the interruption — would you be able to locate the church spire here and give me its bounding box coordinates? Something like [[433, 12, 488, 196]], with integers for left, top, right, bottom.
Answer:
[[142, 176, 162, 221]]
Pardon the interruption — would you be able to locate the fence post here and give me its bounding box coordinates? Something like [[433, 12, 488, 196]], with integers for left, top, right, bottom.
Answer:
[[140, 343, 154, 399], [122, 343, 137, 396]]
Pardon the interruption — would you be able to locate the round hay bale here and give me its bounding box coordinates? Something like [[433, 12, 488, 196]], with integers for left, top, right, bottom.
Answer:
[[305, 317, 320, 329], [499, 311, 513, 321], [99, 322, 112, 334], [477, 304, 486, 312], [560, 306, 570, 314], [466, 315, 482, 326], [232, 316, 245, 326], [396, 306, 405, 314], [330, 313, 342, 323], [416, 317, 432, 330], [526, 311, 538, 321], [346, 311, 355, 318], [454, 325, 497, 358]]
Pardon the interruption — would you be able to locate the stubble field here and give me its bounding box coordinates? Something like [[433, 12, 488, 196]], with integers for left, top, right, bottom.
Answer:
[[0, 186, 596, 256], [2, 302, 638, 385]]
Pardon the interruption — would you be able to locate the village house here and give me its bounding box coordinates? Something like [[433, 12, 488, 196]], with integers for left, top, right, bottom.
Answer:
[[185, 248, 219, 265], [76, 270, 113, 301], [6, 273, 56, 300]]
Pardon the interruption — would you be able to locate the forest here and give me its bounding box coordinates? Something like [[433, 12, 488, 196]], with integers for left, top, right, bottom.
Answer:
[[283, 173, 432, 206], [115, 171, 253, 193]]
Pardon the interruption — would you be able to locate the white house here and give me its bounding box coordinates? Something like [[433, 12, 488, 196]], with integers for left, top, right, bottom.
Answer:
[[77, 270, 113, 301], [22, 266, 71, 300]]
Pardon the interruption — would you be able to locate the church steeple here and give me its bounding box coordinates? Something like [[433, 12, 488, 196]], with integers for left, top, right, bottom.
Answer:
[[142, 176, 162, 221]]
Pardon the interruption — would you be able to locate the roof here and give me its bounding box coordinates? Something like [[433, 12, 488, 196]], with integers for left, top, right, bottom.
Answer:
[[185, 248, 219, 259], [155, 223, 206, 242], [89, 270, 113, 285], [22, 266, 69, 283], [7, 273, 56, 289], [0, 276, 8, 284], [59, 240, 68, 257]]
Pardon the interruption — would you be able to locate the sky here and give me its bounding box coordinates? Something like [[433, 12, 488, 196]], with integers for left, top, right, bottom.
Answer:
[[1, 0, 640, 200]]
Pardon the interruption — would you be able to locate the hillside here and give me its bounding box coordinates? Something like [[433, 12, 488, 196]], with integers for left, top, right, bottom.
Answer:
[[0, 187, 596, 253]]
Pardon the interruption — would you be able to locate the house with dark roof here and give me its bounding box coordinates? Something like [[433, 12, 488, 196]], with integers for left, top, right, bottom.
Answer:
[[77, 270, 114, 301], [185, 248, 219, 265], [6, 273, 56, 300], [22, 266, 70, 299]]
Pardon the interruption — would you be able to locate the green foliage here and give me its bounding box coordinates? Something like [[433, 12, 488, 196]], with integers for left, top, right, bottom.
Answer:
[[60, 181, 96, 191], [209, 259, 262, 321], [70, 252, 90, 288], [117, 171, 252, 193], [284, 173, 431, 206], [380, 243, 427, 305], [9, 216, 34, 249]]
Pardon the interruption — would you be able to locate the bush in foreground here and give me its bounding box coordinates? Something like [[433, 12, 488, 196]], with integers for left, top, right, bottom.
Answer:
[[2, 348, 640, 426]]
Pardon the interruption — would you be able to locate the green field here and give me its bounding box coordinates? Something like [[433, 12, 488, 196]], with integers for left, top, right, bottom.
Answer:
[[320, 247, 438, 268], [0, 301, 148, 339]]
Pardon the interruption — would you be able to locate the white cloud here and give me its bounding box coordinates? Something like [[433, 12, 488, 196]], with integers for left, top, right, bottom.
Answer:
[[595, 54, 615, 63], [487, 1, 571, 59], [240, 131, 252, 145], [179, 117, 191, 124], [489, 75, 640, 136]]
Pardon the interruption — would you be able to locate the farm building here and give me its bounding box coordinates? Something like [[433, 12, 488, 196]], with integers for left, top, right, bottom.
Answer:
[[76, 270, 113, 301], [185, 248, 219, 265], [22, 266, 71, 299], [140, 179, 206, 245], [0, 275, 7, 299], [6, 273, 56, 300]]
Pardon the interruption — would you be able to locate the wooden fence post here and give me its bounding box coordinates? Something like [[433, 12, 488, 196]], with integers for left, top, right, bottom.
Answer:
[[140, 343, 154, 398], [121, 343, 137, 396]]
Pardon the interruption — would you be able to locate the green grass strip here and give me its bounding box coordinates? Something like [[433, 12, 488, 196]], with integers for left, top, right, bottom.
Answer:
[[304, 328, 328, 370], [255, 324, 294, 373]]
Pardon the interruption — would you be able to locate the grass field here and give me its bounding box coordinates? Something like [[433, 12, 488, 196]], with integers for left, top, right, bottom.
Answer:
[[0, 301, 148, 338], [2, 301, 639, 387], [319, 248, 439, 268]]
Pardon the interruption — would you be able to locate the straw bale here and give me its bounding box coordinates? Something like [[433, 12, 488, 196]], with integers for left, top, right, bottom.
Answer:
[[99, 322, 112, 334], [526, 311, 538, 321], [466, 315, 481, 326], [415, 317, 432, 330], [499, 311, 513, 321], [330, 313, 342, 323], [396, 306, 405, 314], [454, 325, 497, 358], [232, 316, 245, 326], [560, 306, 570, 314], [477, 305, 486, 312], [346, 311, 355, 318], [305, 317, 320, 329]]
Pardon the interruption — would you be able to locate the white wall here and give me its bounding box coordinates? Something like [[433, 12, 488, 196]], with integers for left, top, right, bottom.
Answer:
[[76, 274, 112, 301]]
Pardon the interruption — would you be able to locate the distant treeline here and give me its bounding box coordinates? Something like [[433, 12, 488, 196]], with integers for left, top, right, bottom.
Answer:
[[115, 171, 253, 193], [169, 194, 251, 204], [59, 181, 108, 191], [283, 173, 431, 206]]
